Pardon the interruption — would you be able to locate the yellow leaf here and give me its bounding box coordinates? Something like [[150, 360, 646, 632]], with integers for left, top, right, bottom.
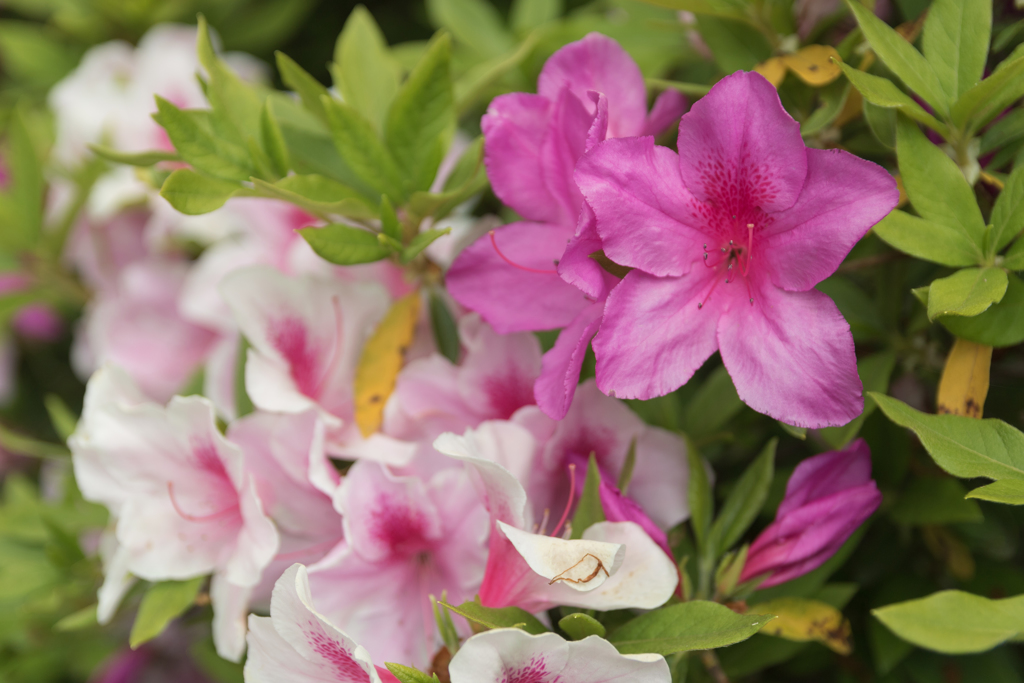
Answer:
[[937, 338, 991, 419], [754, 57, 787, 87], [747, 597, 852, 655], [354, 292, 421, 437], [780, 45, 842, 87]]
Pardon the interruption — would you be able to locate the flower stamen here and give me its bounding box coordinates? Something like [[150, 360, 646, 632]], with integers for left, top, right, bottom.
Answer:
[[490, 231, 558, 274]]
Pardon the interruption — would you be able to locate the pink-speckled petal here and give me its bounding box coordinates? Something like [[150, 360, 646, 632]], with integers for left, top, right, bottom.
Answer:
[[538, 33, 648, 138], [534, 300, 604, 420], [718, 281, 862, 429], [760, 148, 899, 291], [677, 71, 807, 214], [446, 222, 591, 334], [449, 629, 570, 683], [575, 137, 705, 277], [593, 270, 723, 400]]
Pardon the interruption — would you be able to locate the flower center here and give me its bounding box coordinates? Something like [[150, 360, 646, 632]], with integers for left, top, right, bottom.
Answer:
[[697, 218, 758, 310]]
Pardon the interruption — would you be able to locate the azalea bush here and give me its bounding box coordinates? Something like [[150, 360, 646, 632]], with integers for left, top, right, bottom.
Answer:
[[1, 0, 1023, 681]]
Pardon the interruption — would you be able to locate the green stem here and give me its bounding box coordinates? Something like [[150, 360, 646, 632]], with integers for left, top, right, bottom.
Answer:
[[0, 423, 70, 460]]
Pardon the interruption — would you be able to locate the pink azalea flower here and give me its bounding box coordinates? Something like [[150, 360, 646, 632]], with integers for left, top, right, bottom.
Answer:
[[219, 266, 408, 462], [446, 33, 685, 420], [449, 628, 670, 683], [69, 365, 279, 660], [576, 71, 899, 428], [245, 564, 399, 683], [434, 423, 678, 615], [306, 460, 489, 668], [739, 438, 882, 587]]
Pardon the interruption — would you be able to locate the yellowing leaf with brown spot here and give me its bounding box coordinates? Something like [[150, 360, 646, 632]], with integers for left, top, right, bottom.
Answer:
[[355, 292, 421, 437], [937, 338, 991, 419], [747, 597, 852, 654], [755, 57, 787, 87], [781, 45, 842, 86]]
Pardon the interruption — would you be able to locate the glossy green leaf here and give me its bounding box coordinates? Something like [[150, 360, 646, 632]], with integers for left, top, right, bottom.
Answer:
[[275, 51, 329, 123], [428, 290, 460, 364], [847, 0, 950, 112], [153, 98, 253, 181], [88, 145, 179, 167], [385, 663, 437, 683], [819, 351, 896, 449], [299, 224, 393, 265], [401, 228, 451, 263], [559, 612, 606, 640], [570, 454, 605, 539], [922, 0, 991, 101], [890, 477, 984, 524], [129, 578, 204, 648], [873, 591, 1024, 654], [871, 209, 981, 267], [951, 49, 1024, 134], [927, 267, 1008, 320], [687, 448, 713, 552], [966, 479, 1024, 505], [196, 16, 264, 142], [385, 33, 454, 192], [426, 0, 515, 59], [937, 272, 1024, 347], [838, 64, 947, 134], [333, 6, 400, 132], [260, 102, 289, 177], [443, 599, 548, 635], [708, 439, 775, 554], [871, 393, 1024, 487], [896, 117, 987, 255], [251, 175, 376, 220], [608, 600, 774, 654], [321, 96, 406, 201], [991, 165, 1024, 255], [510, 0, 563, 34], [159, 170, 242, 215]]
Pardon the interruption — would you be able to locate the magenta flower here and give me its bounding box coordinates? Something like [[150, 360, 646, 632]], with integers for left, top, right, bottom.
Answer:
[[576, 71, 899, 428], [446, 33, 684, 419], [739, 438, 881, 587]]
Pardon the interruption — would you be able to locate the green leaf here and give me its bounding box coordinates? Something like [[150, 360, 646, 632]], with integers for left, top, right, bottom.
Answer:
[[298, 224, 393, 265], [510, 0, 563, 34], [159, 170, 242, 215], [426, 0, 515, 59], [401, 228, 452, 264], [385, 663, 437, 683], [966, 479, 1024, 505], [570, 454, 605, 539], [618, 439, 637, 493], [696, 16, 772, 72], [153, 98, 253, 181], [88, 145, 179, 167], [2, 107, 43, 252], [0, 20, 80, 87], [777, 422, 807, 441], [43, 395, 77, 443], [871, 209, 980, 267], [681, 365, 743, 440], [443, 599, 548, 635], [889, 477, 984, 524], [275, 51, 329, 123], [196, 16, 264, 143], [927, 267, 1008, 320], [608, 600, 775, 654], [801, 80, 851, 138], [846, 0, 951, 113], [708, 439, 776, 554], [819, 351, 896, 449], [896, 116, 987, 256], [991, 164, 1024, 255], [235, 336, 255, 419], [251, 175, 376, 220], [937, 272, 1024, 347], [863, 100, 898, 148], [838, 64, 948, 134], [559, 612, 606, 640], [321, 96, 407, 201], [264, 94, 358, 185], [333, 6, 401, 132], [921, 0, 991, 101], [951, 50, 1024, 134], [687, 448, 713, 553], [129, 577, 204, 648], [1005, 238, 1024, 271], [873, 590, 1024, 654], [386, 33, 454, 192], [429, 291, 460, 364], [260, 102, 289, 177], [871, 393, 1024, 487]]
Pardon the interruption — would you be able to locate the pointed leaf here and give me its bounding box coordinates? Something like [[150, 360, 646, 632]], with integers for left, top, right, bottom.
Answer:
[[152, 98, 253, 181], [275, 51, 329, 123], [428, 290, 460, 364], [443, 600, 548, 635], [952, 49, 1024, 134], [938, 272, 1024, 347], [838, 64, 948, 134], [966, 479, 1024, 505], [991, 164, 1024, 255], [708, 439, 775, 554], [159, 169, 242, 215], [559, 612, 606, 640], [322, 95, 406, 201], [426, 0, 515, 58], [570, 454, 605, 539], [129, 578, 204, 649], [873, 591, 1024, 654], [401, 227, 451, 263], [927, 267, 1008, 320], [333, 6, 401, 131], [88, 144, 179, 167], [747, 597, 852, 654], [608, 600, 775, 654], [299, 224, 393, 265], [871, 209, 980, 267], [922, 0, 991, 100]]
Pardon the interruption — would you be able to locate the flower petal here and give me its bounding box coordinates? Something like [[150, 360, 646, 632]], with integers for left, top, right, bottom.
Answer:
[[677, 71, 806, 214], [760, 148, 899, 291], [718, 282, 862, 428], [593, 270, 721, 400], [534, 300, 604, 420], [777, 438, 873, 518], [643, 89, 687, 136], [497, 521, 625, 593]]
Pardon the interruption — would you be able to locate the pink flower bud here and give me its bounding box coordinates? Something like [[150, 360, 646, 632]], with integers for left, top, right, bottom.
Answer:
[[739, 438, 881, 587]]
